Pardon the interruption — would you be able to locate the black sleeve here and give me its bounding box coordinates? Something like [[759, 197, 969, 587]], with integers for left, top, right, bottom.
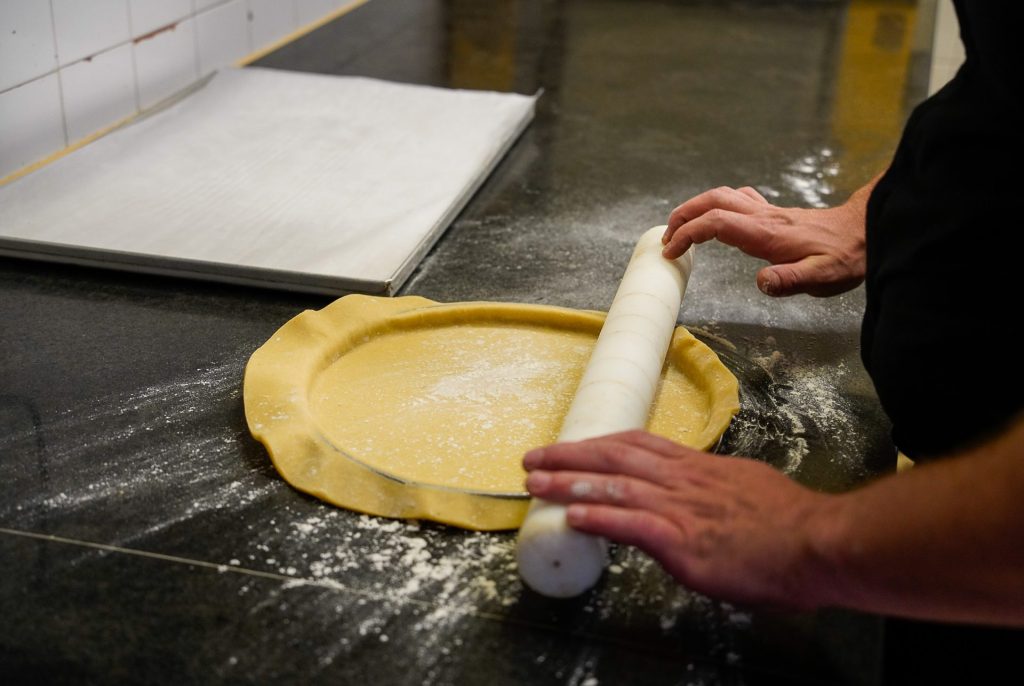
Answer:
[[860, 0, 1024, 459]]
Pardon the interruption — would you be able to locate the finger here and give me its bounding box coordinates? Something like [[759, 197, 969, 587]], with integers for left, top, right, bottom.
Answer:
[[664, 187, 747, 245], [663, 208, 767, 259], [736, 186, 768, 204], [756, 264, 790, 297], [523, 438, 667, 483], [757, 255, 853, 297], [667, 186, 764, 236], [593, 429, 702, 461], [526, 469, 671, 509], [661, 223, 676, 245], [566, 504, 689, 578], [661, 227, 695, 258]]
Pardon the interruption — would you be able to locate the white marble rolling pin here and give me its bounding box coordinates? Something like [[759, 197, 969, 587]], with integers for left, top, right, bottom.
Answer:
[[516, 225, 694, 597]]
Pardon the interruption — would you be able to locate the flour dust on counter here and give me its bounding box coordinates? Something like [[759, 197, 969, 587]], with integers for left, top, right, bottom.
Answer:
[[1, 342, 753, 681], [0, 313, 847, 684], [0, 351, 267, 542], [223, 506, 753, 684], [709, 326, 884, 491], [405, 187, 866, 338], [759, 146, 841, 209], [400, 194, 674, 310]]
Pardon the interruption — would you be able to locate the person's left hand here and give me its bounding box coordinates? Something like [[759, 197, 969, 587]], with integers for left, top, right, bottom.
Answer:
[[661, 185, 867, 297], [523, 430, 840, 609]]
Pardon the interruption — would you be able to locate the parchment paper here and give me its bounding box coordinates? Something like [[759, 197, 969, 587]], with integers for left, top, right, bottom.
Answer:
[[0, 67, 536, 294]]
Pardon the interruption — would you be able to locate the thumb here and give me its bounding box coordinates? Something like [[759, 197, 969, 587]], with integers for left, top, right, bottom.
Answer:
[[759, 255, 864, 297], [757, 260, 822, 297]]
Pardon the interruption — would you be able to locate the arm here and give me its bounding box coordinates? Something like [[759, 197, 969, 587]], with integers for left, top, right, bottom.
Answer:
[[819, 416, 1024, 624], [523, 419, 1024, 625], [661, 174, 883, 297]]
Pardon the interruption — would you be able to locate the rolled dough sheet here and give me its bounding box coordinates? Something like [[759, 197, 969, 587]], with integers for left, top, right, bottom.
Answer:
[[244, 295, 739, 530]]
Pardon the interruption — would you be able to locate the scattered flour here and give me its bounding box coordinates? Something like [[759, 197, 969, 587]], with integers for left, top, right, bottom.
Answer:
[[717, 329, 870, 478], [0, 322, 867, 682], [1, 354, 270, 546], [761, 147, 839, 209], [242, 507, 754, 683]]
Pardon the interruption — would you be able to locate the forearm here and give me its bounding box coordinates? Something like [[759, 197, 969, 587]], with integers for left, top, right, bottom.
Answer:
[[833, 170, 885, 228], [810, 416, 1024, 625], [847, 170, 885, 209]]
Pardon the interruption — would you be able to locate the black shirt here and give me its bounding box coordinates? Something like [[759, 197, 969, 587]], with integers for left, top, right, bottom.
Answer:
[[862, 0, 1024, 460]]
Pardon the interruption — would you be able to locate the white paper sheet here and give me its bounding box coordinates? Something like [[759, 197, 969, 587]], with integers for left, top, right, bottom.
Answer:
[[0, 67, 536, 294]]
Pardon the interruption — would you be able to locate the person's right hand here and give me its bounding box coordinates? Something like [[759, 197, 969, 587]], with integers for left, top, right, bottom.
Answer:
[[661, 185, 868, 297], [524, 430, 840, 610]]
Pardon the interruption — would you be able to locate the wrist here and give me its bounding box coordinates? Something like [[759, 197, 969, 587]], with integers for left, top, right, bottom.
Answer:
[[840, 171, 884, 226], [796, 492, 861, 610]]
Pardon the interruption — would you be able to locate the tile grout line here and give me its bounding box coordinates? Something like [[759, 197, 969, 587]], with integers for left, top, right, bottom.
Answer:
[[0, 525, 291, 584], [0, 525, 479, 618], [0, 521, 554, 630], [47, 0, 70, 148], [0, 0, 374, 95], [126, 0, 142, 114]]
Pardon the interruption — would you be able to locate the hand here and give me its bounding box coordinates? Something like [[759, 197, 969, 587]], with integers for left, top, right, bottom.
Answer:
[[523, 430, 839, 609], [661, 185, 868, 297]]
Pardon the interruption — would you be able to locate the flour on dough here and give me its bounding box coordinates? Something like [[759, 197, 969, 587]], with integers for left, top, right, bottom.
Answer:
[[244, 295, 739, 530]]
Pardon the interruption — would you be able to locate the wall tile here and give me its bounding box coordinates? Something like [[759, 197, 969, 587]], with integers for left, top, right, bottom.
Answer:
[[1, 0, 351, 178], [295, 0, 339, 27], [0, 0, 58, 92], [0, 74, 66, 178], [129, 0, 192, 38], [247, 0, 298, 53], [133, 18, 198, 110], [52, 0, 131, 67], [194, 0, 226, 11], [61, 44, 137, 142], [196, 0, 249, 76]]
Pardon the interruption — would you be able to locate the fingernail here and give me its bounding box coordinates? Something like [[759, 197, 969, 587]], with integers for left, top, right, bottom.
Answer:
[[566, 504, 586, 524], [523, 449, 543, 470], [525, 471, 550, 492], [760, 273, 778, 295]]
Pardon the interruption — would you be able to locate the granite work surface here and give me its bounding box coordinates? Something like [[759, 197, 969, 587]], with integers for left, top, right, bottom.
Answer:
[[0, 0, 955, 684]]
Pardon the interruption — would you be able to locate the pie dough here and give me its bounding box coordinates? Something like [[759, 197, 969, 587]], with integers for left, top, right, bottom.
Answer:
[[244, 294, 739, 530]]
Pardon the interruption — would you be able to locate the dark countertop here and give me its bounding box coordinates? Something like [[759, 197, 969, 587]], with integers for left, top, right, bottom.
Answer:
[[1, 1, 946, 683]]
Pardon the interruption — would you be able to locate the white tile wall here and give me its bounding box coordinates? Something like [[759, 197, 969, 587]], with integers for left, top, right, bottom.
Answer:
[[61, 43, 137, 142], [52, 0, 131, 66], [0, 1, 58, 92], [129, 0, 192, 38], [248, 0, 298, 52], [0, 74, 66, 178], [0, 0, 361, 181], [196, 0, 249, 77], [194, 0, 225, 12], [296, 0, 346, 26], [134, 18, 198, 110]]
